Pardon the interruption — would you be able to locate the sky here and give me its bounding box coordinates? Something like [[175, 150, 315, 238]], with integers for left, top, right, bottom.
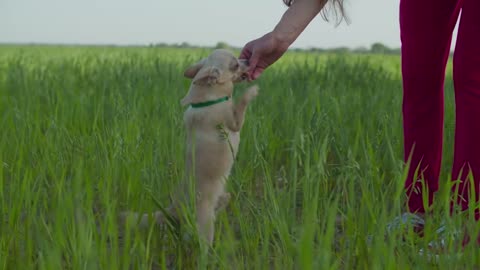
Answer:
[[0, 0, 459, 50]]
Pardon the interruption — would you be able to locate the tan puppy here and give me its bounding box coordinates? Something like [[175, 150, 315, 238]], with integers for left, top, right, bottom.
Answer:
[[181, 49, 259, 244], [121, 49, 258, 245]]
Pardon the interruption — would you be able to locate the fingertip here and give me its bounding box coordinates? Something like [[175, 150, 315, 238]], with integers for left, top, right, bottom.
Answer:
[[239, 45, 252, 59], [239, 51, 248, 60], [248, 57, 259, 71]]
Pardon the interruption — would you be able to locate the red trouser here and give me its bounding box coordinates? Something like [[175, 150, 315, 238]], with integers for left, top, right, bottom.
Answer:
[[401, 0, 480, 220]]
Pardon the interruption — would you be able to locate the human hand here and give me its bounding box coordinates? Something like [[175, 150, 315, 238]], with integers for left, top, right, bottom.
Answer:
[[239, 32, 290, 80]]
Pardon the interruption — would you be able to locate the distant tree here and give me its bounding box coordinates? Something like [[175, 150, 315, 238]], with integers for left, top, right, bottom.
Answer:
[[305, 47, 323, 53], [390, 48, 401, 54], [152, 42, 168, 47], [370, 42, 390, 54], [330, 47, 351, 54], [178, 42, 191, 48], [215, 42, 231, 49], [352, 46, 369, 54]]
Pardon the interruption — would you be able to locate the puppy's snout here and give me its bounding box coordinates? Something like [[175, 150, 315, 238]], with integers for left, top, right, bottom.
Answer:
[[238, 59, 250, 81]]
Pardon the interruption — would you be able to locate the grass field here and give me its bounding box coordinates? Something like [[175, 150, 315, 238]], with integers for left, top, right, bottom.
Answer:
[[0, 45, 478, 269]]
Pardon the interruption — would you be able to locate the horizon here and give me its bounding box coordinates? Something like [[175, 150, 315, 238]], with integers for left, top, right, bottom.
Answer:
[[1, 0, 459, 51], [0, 40, 401, 50]]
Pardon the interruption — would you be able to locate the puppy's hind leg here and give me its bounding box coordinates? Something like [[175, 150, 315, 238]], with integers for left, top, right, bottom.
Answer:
[[196, 195, 216, 245], [195, 177, 229, 245], [215, 192, 231, 214]]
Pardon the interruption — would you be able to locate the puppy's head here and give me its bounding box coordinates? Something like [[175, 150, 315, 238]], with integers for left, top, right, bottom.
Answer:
[[184, 49, 249, 85], [181, 49, 249, 106]]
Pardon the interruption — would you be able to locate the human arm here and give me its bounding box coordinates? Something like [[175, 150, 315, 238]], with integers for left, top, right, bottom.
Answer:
[[240, 0, 327, 80]]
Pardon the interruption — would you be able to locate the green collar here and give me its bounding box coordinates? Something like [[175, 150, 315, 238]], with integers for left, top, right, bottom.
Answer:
[[190, 96, 230, 108]]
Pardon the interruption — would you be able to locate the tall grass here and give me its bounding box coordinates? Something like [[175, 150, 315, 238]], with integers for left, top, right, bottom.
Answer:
[[0, 46, 477, 269]]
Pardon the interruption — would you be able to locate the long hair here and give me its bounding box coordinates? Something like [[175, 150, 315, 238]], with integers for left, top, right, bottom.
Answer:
[[283, 0, 348, 25]]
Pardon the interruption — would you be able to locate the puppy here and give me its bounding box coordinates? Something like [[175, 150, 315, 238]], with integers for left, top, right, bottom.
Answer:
[[121, 49, 258, 245]]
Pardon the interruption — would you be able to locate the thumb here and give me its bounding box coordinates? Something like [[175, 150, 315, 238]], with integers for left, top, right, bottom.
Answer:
[[248, 50, 261, 73], [252, 67, 264, 80]]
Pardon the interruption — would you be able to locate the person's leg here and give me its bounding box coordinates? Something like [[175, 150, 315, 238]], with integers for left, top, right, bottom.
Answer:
[[452, 0, 480, 224], [400, 0, 462, 213]]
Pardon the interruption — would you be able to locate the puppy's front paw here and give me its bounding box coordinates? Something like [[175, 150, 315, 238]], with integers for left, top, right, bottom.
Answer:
[[244, 85, 259, 102]]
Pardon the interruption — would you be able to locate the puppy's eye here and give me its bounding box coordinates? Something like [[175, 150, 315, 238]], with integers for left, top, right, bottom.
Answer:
[[230, 62, 239, 70]]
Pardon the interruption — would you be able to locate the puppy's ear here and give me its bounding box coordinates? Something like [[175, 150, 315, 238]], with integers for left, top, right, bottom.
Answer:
[[184, 59, 206, 78], [193, 66, 226, 86]]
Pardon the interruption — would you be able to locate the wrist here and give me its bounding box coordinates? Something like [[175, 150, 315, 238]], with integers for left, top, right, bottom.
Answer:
[[271, 28, 295, 52]]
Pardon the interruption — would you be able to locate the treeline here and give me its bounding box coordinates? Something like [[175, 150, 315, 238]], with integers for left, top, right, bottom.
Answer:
[[149, 41, 401, 55]]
